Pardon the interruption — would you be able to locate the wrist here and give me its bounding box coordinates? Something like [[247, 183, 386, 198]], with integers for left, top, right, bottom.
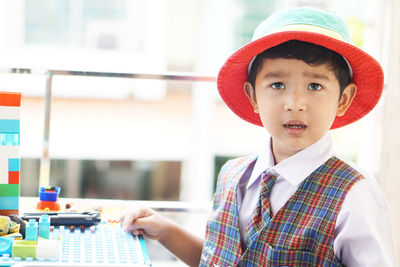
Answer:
[[158, 217, 178, 244]]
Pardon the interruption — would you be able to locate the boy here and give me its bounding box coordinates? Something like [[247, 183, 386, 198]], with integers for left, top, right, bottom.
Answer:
[[121, 7, 396, 266]]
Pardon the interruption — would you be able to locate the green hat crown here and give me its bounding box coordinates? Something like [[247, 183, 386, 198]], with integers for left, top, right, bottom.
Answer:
[[252, 7, 350, 42]]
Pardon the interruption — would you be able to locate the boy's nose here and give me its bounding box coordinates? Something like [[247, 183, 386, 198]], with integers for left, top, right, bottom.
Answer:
[[284, 90, 306, 112]]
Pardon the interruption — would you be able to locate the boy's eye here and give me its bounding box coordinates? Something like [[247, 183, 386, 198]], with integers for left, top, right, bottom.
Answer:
[[308, 83, 322, 90], [271, 82, 285, 90]]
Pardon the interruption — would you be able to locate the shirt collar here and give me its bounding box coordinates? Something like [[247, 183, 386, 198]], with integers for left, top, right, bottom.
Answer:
[[247, 133, 334, 189]]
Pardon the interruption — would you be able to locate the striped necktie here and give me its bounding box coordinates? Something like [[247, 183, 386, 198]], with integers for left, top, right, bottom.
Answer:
[[245, 171, 276, 246]]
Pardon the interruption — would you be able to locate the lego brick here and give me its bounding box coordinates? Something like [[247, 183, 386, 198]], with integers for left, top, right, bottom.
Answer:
[[0, 149, 19, 183], [0, 92, 21, 107], [0, 184, 19, 196], [38, 214, 50, 239], [0, 146, 19, 158], [36, 201, 60, 211], [0, 209, 19, 216], [5, 133, 19, 146], [8, 158, 20, 171], [0, 120, 19, 133], [0, 237, 13, 255], [0, 133, 20, 146], [0, 152, 9, 183], [8, 171, 20, 184], [12, 240, 37, 260], [51, 224, 151, 265], [36, 239, 60, 259], [25, 219, 38, 241], [0, 106, 20, 120], [39, 186, 60, 202], [0, 224, 152, 265], [0, 196, 18, 210], [2, 232, 22, 240]]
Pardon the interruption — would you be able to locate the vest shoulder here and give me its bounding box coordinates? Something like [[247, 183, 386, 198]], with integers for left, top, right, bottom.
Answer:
[[218, 155, 257, 181], [323, 156, 366, 187], [213, 155, 256, 200], [330, 155, 386, 196]]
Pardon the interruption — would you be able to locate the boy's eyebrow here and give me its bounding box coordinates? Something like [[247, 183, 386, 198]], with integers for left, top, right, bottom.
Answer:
[[262, 71, 331, 80], [262, 72, 287, 79], [303, 72, 331, 80]]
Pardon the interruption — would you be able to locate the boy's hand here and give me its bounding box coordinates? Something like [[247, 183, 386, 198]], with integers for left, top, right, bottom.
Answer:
[[120, 207, 168, 240], [121, 206, 204, 267]]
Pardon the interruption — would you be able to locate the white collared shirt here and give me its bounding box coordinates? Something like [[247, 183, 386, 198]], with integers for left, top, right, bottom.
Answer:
[[237, 133, 397, 266]]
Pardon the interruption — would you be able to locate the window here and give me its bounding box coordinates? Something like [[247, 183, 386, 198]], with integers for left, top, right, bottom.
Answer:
[[21, 159, 181, 200]]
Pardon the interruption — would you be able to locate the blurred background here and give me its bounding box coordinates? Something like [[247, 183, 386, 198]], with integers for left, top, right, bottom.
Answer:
[[0, 0, 399, 265]]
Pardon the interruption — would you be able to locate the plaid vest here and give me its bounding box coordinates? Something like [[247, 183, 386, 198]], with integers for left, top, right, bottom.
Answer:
[[200, 155, 364, 266]]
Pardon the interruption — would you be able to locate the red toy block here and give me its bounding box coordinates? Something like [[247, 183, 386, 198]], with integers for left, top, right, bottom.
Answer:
[[0, 209, 19, 216], [36, 201, 60, 211], [8, 171, 20, 184], [0, 92, 21, 107]]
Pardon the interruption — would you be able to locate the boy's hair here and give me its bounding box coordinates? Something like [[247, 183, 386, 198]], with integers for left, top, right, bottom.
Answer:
[[248, 40, 352, 98]]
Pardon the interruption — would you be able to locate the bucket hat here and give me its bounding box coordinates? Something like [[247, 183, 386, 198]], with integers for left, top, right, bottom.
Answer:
[[217, 7, 384, 129]]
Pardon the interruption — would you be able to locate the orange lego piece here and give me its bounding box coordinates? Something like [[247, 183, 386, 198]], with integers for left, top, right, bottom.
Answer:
[[0, 92, 21, 107], [0, 209, 19, 216], [8, 171, 20, 184], [36, 201, 60, 211]]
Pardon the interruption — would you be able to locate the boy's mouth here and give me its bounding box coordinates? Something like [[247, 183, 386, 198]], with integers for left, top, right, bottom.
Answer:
[[283, 120, 307, 134], [284, 124, 307, 129]]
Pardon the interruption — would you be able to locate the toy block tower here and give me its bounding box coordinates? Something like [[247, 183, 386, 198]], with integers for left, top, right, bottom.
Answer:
[[0, 92, 21, 216]]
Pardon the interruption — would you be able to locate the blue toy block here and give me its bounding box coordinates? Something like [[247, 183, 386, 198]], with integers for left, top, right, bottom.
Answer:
[[5, 133, 19, 146], [0, 196, 18, 209], [0, 224, 152, 265], [0, 237, 13, 255], [0, 133, 19, 146], [25, 219, 38, 241], [39, 186, 60, 202], [0, 120, 19, 133], [8, 158, 20, 172], [38, 215, 50, 239]]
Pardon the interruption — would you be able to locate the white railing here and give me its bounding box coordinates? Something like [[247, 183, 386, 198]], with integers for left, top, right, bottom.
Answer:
[[9, 68, 216, 189]]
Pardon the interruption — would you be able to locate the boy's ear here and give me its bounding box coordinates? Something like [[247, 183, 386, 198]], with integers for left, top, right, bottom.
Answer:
[[336, 83, 357, 117], [244, 81, 259, 113]]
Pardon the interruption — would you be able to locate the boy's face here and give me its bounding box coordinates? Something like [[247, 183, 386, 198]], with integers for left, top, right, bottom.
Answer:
[[244, 58, 357, 162]]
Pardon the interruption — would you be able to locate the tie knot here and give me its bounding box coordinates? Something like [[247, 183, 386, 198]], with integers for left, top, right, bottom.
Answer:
[[260, 172, 276, 197]]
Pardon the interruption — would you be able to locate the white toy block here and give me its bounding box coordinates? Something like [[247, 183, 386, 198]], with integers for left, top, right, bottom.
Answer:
[[36, 239, 61, 260], [0, 152, 8, 183], [0, 106, 20, 120], [0, 146, 19, 183], [0, 146, 18, 158]]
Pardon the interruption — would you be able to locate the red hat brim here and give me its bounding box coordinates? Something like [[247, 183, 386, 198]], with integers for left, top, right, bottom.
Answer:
[[217, 31, 384, 129]]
